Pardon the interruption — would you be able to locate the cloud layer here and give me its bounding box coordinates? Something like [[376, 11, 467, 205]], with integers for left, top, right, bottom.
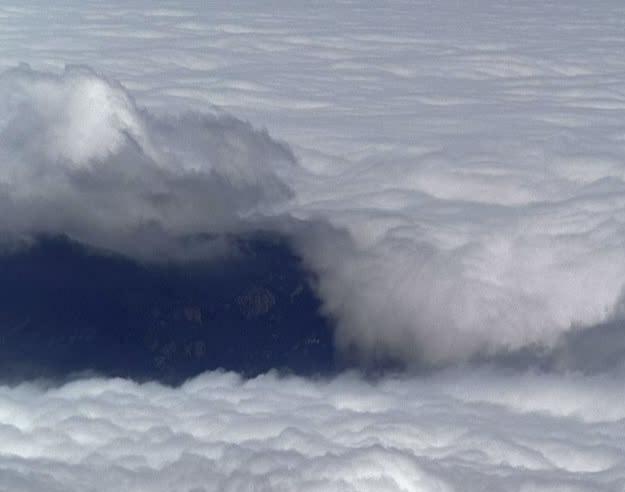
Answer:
[[2, 4, 625, 489], [1, 1, 625, 366], [0, 369, 624, 492], [0, 65, 294, 258]]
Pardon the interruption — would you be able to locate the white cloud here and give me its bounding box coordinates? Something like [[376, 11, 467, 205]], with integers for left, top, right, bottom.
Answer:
[[0, 65, 295, 259], [0, 369, 624, 491], [1, 3, 624, 489], [1, 1, 625, 365]]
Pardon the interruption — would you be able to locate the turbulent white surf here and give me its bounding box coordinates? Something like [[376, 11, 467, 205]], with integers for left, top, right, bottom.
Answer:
[[1, 1, 625, 489]]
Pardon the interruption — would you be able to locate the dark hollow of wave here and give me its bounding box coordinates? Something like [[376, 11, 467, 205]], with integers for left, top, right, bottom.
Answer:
[[0, 234, 336, 385]]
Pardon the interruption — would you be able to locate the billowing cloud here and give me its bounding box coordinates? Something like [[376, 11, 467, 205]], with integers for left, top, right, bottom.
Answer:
[[0, 65, 295, 259], [291, 151, 625, 365], [0, 369, 624, 491], [2, 3, 625, 489], [1, 1, 625, 367]]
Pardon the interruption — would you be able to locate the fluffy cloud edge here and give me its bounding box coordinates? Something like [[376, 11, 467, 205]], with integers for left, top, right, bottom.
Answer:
[[0, 368, 624, 491]]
